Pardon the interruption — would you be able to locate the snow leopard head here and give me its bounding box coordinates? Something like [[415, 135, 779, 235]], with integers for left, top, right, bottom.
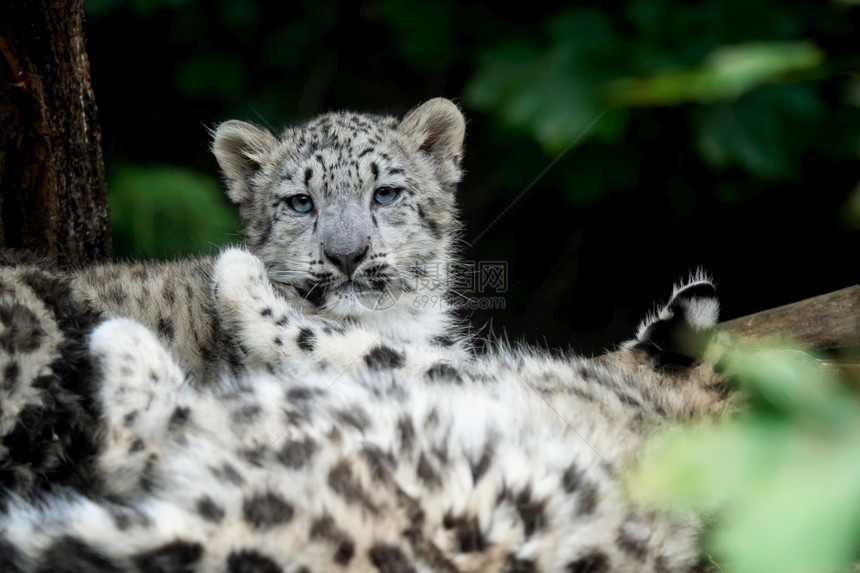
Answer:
[[213, 99, 465, 322]]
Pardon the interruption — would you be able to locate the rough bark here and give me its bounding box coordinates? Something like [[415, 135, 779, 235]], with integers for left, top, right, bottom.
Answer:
[[720, 285, 860, 354], [719, 285, 860, 381], [0, 0, 111, 265]]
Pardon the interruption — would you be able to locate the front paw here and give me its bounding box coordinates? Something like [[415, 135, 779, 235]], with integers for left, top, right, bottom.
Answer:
[[212, 247, 274, 307]]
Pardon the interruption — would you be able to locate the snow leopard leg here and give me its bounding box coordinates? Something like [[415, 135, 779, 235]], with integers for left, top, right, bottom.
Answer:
[[0, 317, 211, 570], [0, 315, 293, 573], [0, 489, 212, 573], [89, 317, 191, 495], [212, 247, 347, 366]]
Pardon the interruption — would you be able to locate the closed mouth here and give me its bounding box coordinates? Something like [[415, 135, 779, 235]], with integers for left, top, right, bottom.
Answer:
[[294, 271, 401, 309]]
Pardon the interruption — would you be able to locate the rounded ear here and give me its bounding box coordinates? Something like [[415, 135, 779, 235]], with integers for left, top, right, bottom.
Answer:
[[398, 98, 466, 188], [212, 120, 278, 204], [633, 275, 720, 369]]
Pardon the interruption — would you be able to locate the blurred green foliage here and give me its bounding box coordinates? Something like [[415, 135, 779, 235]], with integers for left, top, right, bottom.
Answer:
[[84, 1, 860, 262], [465, 4, 851, 184], [108, 166, 240, 259], [630, 342, 860, 572], [843, 183, 860, 228], [610, 43, 823, 107]]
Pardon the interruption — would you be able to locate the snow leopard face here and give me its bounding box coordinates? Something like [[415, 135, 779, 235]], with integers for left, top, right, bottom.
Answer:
[[213, 99, 465, 321]]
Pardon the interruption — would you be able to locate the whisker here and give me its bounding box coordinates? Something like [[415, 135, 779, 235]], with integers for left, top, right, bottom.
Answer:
[[302, 282, 323, 302], [391, 263, 474, 303]]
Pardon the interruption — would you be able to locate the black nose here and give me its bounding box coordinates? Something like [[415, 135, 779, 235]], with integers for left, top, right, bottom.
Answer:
[[325, 246, 369, 278]]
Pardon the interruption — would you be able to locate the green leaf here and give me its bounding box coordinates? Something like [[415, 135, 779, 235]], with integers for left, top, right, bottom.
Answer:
[[714, 441, 860, 573], [377, 0, 455, 69], [721, 344, 857, 428], [627, 422, 753, 510], [175, 53, 249, 101], [466, 9, 622, 154], [693, 84, 824, 180], [610, 42, 824, 106], [558, 141, 639, 206], [629, 340, 860, 573], [840, 182, 860, 229], [108, 165, 241, 259]]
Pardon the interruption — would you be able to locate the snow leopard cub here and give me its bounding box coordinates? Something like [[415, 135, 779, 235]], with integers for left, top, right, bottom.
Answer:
[[0, 248, 734, 572], [71, 99, 467, 383]]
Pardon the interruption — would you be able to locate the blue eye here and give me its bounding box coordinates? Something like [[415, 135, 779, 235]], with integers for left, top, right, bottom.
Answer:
[[287, 194, 314, 213], [374, 186, 401, 206]]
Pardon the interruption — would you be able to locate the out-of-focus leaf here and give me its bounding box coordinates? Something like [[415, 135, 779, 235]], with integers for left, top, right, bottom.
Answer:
[[466, 9, 622, 153], [713, 444, 860, 573], [627, 422, 752, 510], [175, 53, 249, 101], [215, 0, 263, 41], [693, 84, 824, 180], [722, 345, 856, 427], [261, 23, 315, 70], [558, 141, 640, 206], [108, 165, 241, 259], [841, 182, 860, 229], [83, 0, 124, 17], [377, 0, 455, 69], [610, 42, 824, 106], [629, 339, 860, 573], [85, 0, 191, 18]]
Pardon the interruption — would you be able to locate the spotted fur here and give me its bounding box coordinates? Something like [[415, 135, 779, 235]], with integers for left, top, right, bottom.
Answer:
[[0, 250, 102, 505], [0, 246, 734, 572], [71, 99, 468, 383], [0, 101, 737, 571]]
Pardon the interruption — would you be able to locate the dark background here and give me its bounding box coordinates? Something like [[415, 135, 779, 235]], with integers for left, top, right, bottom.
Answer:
[[83, 0, 860, 354]]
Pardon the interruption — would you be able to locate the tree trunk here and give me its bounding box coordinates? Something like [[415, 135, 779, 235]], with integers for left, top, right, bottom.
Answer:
[[0, 0, 111, 265]]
